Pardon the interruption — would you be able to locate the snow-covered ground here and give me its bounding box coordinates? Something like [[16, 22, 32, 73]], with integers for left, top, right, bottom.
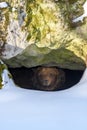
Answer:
[[0, 66, 87, 130], [0, 1, 87, 129]]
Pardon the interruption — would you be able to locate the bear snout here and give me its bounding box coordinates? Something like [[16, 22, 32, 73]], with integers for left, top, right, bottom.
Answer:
[[42, 79, 51, 86]]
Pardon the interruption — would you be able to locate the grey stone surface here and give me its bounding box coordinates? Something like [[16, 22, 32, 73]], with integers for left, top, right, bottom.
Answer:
[[0, 0, 87, 70]]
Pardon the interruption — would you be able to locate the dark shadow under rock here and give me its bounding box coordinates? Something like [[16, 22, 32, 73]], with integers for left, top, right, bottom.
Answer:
[[8, 67, 84, 91]]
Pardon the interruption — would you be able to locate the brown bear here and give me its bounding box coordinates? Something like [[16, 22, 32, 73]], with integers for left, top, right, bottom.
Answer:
[[33, 67, 65, 91]]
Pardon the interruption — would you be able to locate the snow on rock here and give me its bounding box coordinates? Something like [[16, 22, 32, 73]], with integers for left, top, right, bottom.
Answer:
[[0, 60, 16, 90], [1, 69, 16, 89], [0, 1, 87, 129], [0, 2, 8, 8], [73, 0, 87, 22]]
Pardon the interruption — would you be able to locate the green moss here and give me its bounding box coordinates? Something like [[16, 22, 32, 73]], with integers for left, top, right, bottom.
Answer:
[[0, 61, 7, 89], [0, 60, 12, 89], [25, 0, 85, 47], [25, 0, 61, 45], [38, 48, 85, 70], [8, 73, 12, 79], [0, 2, 10, 49]]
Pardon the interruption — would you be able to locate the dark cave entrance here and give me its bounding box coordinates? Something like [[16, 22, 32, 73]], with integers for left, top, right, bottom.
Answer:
[[8, 67, 84, 91]]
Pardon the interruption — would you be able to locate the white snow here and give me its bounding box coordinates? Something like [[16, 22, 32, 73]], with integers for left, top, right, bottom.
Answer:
[[0, 1, 87, 128], [73, 0, 87, 23], [0, 66, 87, 130], [0, 2, 8, 8]]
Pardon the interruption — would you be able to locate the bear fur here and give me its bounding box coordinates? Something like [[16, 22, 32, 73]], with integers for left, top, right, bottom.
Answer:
[[33, 67, 65, 91]]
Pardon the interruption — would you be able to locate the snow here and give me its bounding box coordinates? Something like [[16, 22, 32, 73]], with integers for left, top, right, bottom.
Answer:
[[73, 0, 87, 23], [0, 66, 87, 130], [0, 1, 87, 129], [0, 2, 8, 8]]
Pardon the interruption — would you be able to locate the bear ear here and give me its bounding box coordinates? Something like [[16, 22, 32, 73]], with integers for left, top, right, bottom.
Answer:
[[31, 66, 42, 75], [36, 66, 43, 72]]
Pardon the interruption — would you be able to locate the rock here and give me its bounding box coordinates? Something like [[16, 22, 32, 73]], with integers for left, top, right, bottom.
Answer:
[[0, 59, 13, 89], [0, 0, 87, 70], [0, 60, 4, 88]]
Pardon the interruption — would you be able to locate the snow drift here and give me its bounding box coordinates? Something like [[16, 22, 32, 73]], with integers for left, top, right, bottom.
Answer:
[[0, 62, 87, 130]]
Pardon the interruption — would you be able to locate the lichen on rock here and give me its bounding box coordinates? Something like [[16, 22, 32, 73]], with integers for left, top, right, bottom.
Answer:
[[0, 1, 9, 55], [0, 59, 12, 89], [0, 60, 6, 88], [0, 0, 87, 70]]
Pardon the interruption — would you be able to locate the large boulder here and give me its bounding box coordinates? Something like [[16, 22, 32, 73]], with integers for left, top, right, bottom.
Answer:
[[0, 0, 87, 70]]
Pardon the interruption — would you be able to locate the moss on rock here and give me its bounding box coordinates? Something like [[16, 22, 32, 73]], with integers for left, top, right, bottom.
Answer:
[[0, 60, 6, 88], [0, 0, 87, 70], [0, 60, 12, 89]]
